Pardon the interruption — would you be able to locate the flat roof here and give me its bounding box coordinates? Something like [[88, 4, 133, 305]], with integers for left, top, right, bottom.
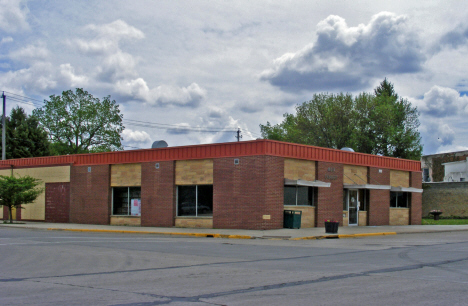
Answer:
[[0, 139, 421, 172]]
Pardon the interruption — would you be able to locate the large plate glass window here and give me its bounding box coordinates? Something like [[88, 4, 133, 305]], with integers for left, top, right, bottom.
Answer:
[[113, 187, 141, 216], [177, 185, 213, 217], [390, 192, 410, 208], [284, 186, 316, 206]]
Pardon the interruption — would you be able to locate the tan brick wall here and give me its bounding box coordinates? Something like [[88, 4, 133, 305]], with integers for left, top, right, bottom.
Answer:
[[110, 216, 141, 226], [389, 208, 410, 225], [175, 217, 213, 228], [343, 211, 348, 226], [0, 166, 70, 221], [358, 211, 367, 226], [111, 163, 141, 187], [175, 160, 213, 185], [390, 170, 410, 187], [422, 182, 468, 217], [284, 205, 315, 228], [284, 159, 315, 181], [343, 165, 367, 184]]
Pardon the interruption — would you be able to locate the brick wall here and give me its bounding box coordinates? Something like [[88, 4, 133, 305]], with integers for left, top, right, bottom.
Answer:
[[316, 162, 344, 227], [390, 170, 410, 187], [422, 182, 468, 217], [141, 161, 175, 227], [213, 156, 284, 230], [175, 159, 213, 185], [389, 208, 410, 225], [45, 182, 70, 223], [284, 158, 315, 181], [70, 165, 111, 225], [111, 163, 141, 187], [410, 171, 422, 224], [368, 167, 390, 226]]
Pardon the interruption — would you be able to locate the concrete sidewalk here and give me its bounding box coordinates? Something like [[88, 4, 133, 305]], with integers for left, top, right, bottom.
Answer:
[[2, 221, 468, 240]]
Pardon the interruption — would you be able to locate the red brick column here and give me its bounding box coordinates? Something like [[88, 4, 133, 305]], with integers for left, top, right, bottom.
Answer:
[[316, 162, 344, 227], [213, 155, 284, 230], [45, 182, 70, 223], [141, 161, 175, 227], [410, 171, 422, 225], [70, 165, 111, 225], [368, 167, 390, 226]]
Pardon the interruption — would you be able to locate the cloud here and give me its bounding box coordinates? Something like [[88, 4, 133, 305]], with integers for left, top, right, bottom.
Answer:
[[0, 61, 87, 93], [0, 0, 29, 33], [261, 12, 425, 92], [122, 129, 151, 143], [413, 86, 468, 117], [76, 19, 145, 56], [1, 36, 13, 44], [115, 79, 206, 107], [420, 120, 456, 154], [437, 25, 468, 51], [166, 123, 192, 135], [9, 42, 49, 63]]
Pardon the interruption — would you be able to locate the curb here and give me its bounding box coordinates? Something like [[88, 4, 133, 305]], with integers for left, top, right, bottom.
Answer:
[[46, 228, 254, 240], [290, 232, 397, 240]]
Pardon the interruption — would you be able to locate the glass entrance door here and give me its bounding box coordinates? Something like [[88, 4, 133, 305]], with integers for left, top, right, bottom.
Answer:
[[348, 189, 359, 225]]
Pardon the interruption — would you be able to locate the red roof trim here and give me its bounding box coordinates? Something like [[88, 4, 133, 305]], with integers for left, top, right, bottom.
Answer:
[[0, 139, 421, 172]]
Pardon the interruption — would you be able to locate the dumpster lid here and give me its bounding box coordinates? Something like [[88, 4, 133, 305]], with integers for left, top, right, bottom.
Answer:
[[284, 179, 331, 188]]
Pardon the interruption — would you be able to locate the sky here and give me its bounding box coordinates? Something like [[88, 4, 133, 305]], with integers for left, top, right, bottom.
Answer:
[[1, 0, 468, 155]]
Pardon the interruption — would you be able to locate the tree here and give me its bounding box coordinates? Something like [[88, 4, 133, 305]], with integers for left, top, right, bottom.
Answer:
[[0, 175, 43, 223], [0, 107, 50, 159], [260, 79, 423, 160], [33, 88, 124, 155]]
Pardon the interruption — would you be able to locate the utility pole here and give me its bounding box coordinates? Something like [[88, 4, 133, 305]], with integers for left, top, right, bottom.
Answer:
[[2, 91, 5, 160], [236, 128, 242, 142]]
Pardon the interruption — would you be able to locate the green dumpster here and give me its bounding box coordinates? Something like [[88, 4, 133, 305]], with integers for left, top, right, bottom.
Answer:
[[284, 210, 302, 229]]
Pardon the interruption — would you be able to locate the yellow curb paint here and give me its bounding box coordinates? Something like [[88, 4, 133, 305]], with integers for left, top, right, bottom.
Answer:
[[47, 228, 253, 239], [353, 232, 397, 237], [337, 235, 355, 238]]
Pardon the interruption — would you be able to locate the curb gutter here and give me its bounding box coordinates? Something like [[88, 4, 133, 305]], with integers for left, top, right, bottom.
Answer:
[[46, 228, 254, 239]]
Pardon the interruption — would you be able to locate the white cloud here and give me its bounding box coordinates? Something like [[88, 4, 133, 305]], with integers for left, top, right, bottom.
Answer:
[[413, 86, 468, 117], [1, 36, 13, 44], [115, 79, 206, 107], [9, 42, 49, 63], [0, 0, 28, 33], [122, 129, 151, 143], [0, 61, 88, 93], [420, 120, 456, 154], [261, 12, 424, 92]]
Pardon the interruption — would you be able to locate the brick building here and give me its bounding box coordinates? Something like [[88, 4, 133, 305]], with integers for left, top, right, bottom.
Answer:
[[0, 140, 422, 229]]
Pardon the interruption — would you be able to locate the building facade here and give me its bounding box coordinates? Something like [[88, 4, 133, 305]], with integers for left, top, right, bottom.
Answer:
[[0, 140, 422, 229]]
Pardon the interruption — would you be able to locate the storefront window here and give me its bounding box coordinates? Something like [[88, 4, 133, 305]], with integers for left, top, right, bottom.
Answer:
[[177, 185, 213, 217], [284, 186, 315, 206], [390, 192, 410, 208], [113, 187, 141, 216]]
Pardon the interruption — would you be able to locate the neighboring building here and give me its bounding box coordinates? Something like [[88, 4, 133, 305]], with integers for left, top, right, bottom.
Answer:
[[443, 157, 468, 182], [0, 140, 422, 229], [421, 150, 468, 182]]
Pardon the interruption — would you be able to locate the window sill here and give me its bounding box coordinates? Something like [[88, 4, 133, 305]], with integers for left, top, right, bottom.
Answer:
[[176, 216, 213, 219], [284, 205, 315, 208], [111, 215, 141, 217]]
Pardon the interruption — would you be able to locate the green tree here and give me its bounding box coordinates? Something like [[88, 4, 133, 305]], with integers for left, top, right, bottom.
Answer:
[[0, 107, 50, 159], [260, 79, 423, 160], [33, 88, 124, 155], [0, 175, 43, 223]]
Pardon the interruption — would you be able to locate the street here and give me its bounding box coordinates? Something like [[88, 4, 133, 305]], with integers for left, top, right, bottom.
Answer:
[[1, 227, 468, 305]]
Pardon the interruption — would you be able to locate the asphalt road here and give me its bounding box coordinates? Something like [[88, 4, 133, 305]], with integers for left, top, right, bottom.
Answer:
[[1, 227, 468, 306]]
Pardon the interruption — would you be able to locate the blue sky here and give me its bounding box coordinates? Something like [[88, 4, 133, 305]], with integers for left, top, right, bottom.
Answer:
[[1, 0, 468, 155]]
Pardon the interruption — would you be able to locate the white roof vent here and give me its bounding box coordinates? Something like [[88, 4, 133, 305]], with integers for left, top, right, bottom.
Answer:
[[340, 147, 355, 152]]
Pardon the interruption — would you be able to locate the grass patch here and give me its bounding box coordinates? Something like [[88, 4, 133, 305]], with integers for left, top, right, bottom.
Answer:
[[422, 218, 468, 225]]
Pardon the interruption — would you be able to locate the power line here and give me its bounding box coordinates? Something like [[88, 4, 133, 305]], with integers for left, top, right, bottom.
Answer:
[[1, 90, 256, 137]]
